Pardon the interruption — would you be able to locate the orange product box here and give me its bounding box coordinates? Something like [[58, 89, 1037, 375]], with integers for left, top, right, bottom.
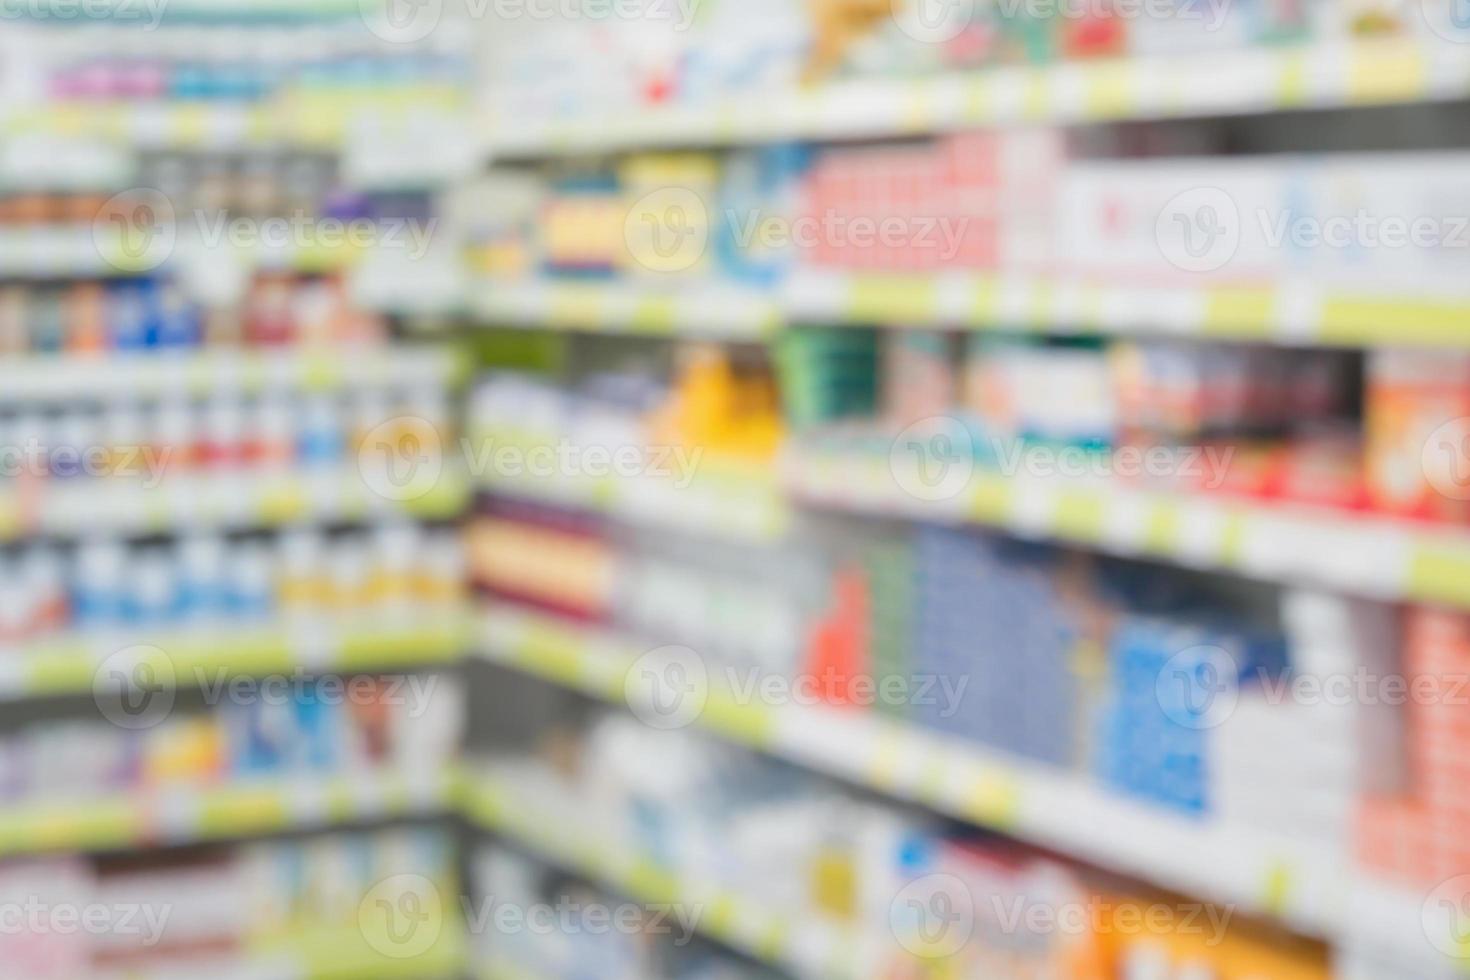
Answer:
[[1365, 350, 1470, 523]]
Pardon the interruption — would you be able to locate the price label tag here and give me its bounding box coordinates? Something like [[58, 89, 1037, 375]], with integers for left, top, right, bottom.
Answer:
[[1176, 500, 1229, 566], [148, 787, 201, 842], [0, 654, 27, 700], [288, 619, 337, 673], [289, 778, 330, 825]]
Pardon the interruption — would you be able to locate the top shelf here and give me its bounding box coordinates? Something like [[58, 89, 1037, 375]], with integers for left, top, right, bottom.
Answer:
[[485, 38, 1470, 160]]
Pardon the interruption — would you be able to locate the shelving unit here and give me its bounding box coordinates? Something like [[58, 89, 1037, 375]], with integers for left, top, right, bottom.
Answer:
[[471, 273, 1470, 348], [784, 449, 1470, 610], [783, 270, 1470, 348], [484, 37, 1470, 159], [471, 426, 788, 542], [2, 613, 470, 702], [0, 766, 453, 858], [0, 465, 469, 541], [3, 94, 468, 153], [0, 346, 461, 402], [471, 280, 781, 340]]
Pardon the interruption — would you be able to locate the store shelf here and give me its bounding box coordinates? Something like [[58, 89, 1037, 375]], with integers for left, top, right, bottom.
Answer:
[[351, 252, 468, 315], [785, 270, 1470, 348], [485, 38, 1470, 158], [105, 924, 467, 980], [1, 611, 471, 702], [0, 464, 469, 540], [785, 447, 1470, 612], [472, 427, 788, 542], [3, 94, 467, 151], [457, 764, 866, 980], [6, 0, 369, 21], [290, 923, 467, 980], [471, 280, 781, 340], [0, 346, 461, 403], [476, 957, 546, 980], [0, 766, 454, 858], [472, 601, 1450, 959], [469, 272, 1470, 348], [0, 226, 413, 279]]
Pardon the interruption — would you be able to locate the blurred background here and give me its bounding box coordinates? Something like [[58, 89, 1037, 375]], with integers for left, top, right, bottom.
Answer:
[[3, 0, 1470, 977]]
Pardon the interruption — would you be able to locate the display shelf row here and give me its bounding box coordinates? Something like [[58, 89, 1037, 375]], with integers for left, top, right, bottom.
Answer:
[[234, 926, 466, 980], [0, 612, 471, 702], [0, 465, 469, 541], [105, 927, 465, 980], [4, 94, 468, 153], [0, 346, 461, 403], [784, 449, 1470, 613], [471, 429, 1470, 612], [484, 38, 1470, 159], [0, 226, 422, 280], [473, 604, 1360, 940], [0, 765, 452, 859], [472, 275, 1470, 349], [472, 427, 788, 543], [470, 281, 780, 341]]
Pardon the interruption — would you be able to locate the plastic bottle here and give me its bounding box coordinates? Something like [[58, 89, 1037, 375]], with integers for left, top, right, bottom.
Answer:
[[73, 539, 127, 630], [180, 536, 227, 627]]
